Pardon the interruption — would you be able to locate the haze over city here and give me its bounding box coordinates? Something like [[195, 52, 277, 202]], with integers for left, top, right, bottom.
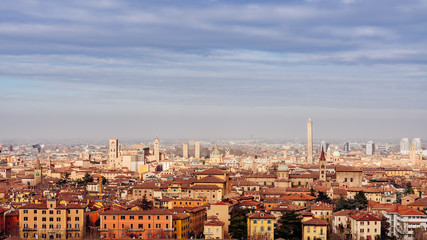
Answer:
[[1, 0, 427, 142]]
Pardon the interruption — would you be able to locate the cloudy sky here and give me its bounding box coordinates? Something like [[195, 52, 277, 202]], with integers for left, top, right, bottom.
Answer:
[[1, 0, 427, 142]]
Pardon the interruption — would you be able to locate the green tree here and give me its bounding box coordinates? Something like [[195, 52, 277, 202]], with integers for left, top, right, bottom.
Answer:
[[354, 191, 368, 210], [83, 173, 94, 183], [396, 192, 402, 204], [102, 176, 107, 185], [56, 172, 70, 186], [141, 194, 151, 210], [316, 191, 332, 203], [404, 182, 415, 195], [275, 210, 302, 240], [229, 208, 250, 240], [310, 187, 316, 197]]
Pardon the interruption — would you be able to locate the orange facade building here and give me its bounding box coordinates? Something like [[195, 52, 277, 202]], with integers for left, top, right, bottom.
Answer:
[[99, 209, 173, 239]]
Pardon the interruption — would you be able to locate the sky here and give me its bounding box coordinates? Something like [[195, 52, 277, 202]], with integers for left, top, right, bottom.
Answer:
[[1, 0, 427, 142]]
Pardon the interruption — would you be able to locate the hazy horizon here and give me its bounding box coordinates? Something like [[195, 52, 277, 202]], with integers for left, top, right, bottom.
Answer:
[[1, 0, 426, 141]]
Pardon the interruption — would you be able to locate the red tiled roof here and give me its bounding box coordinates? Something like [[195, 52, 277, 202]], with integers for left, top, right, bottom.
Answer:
[[303, 217, 328, 226], [247, 212, 275, 219], [350, 211, 381, 221]]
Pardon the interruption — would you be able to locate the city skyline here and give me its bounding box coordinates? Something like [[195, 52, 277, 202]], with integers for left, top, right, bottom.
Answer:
[[1, 0, 427, 140]]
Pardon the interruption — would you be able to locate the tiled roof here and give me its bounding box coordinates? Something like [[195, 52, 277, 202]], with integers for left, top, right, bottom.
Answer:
[[303, 217, 328, 226], [247, 212, 275, 219], [197, 168, 225, 175], [350, 211, 381, 221]]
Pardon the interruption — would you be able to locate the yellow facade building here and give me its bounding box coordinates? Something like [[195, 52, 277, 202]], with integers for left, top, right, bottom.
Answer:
[[173, 213, 190, 239], [247, 212, 275, 240], [302, 217, 328, 240]]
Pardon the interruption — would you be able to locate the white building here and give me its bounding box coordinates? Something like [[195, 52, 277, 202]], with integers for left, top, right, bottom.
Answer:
[[401, 138, 410, 155], [366, 141, 375, 156], [384, 206, 427, 240], [412, 138, 422, 154]]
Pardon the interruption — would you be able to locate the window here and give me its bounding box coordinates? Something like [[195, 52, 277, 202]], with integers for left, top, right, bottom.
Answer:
[[24, 223, 28, 228], [24, 217, 28, 221], [56, 234, 61, 239], [42, 234, 46, 239], [267, 220, 271, 224], [34, 210, 37, 214], [49, 210, 53, 214], [260, 227, 264, 232], [138, 216, 143, 220], [57, 217, 61, 221], [23, 210, 28, 214], [75, 217, 79, 221], [113, 216, 116, 220], [166, 224, 169, 229], [42, 224, 46, 229], [313, 228, 316, 233], [157, 216, 160, 220], [23, 233, 28, 238], [49, 217, 53, 221], [166, 216, 169, 220], [350, 178, 353, 182], [42, 210, 46, 214], [121, 216, 125, 220], [156, 224, 161, 228], [75, 224, 79, 229], [254, 226, 257, 231], [57, 210, 61, 214], [253, 220, 257, 224], [130, 216, 134, 220], [67, 224, 71, 229], [307, 228, 310, 233], [76, 210, 79, 214], [113, 224, 115, 228], [49, 224, 54, 229], [75, 233, 79, 238], [67, 217, 71, 221], [138, 224, 143, 229], [34, 224, 37, 228], [320, 229, 323, 234], [34, 217, 37, 221], [360, 229, 364, 232], [130, 224, 133, 229], [148, 216, 151, 220], [267, 227, 271, 231], [57, 224, 61, 229], [148, 224, 151, 228]]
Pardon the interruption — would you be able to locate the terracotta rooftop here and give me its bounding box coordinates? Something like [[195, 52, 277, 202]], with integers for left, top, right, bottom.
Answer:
[[247, 212, 275, 219], [350, 211, 381, 221], [303, 217, 328, 226]]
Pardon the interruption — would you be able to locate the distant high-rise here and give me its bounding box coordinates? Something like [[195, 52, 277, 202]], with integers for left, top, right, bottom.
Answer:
[[366, 141, 375, 156], [307, 118, 313, 164], [344, 142, 350, 152], [109, 138, 119, 168], [320, 140, 328, 152], [195, 141, 200, 159], [412, 138, 421, 154], [400, 138, 410, 155], [154, 137, 160, 161], [183, 142, 189, 159]]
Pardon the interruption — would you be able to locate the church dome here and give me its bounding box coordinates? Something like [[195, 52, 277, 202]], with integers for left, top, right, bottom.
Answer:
[[333, 147, 341, 157], [278, 164, 289, 171], [210, 146, 222, 157]]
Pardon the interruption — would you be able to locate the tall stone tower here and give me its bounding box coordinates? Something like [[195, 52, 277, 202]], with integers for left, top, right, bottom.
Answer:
[[109, 138, 119, 168], [319, 148, 326, 181], [154, 137, 160, 161], [409, 144, 417, 164], [195, 141, 200, 159], [34, 159, 42, 186], [307, 118, 313, 164], [183, 142, 189, 159]]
